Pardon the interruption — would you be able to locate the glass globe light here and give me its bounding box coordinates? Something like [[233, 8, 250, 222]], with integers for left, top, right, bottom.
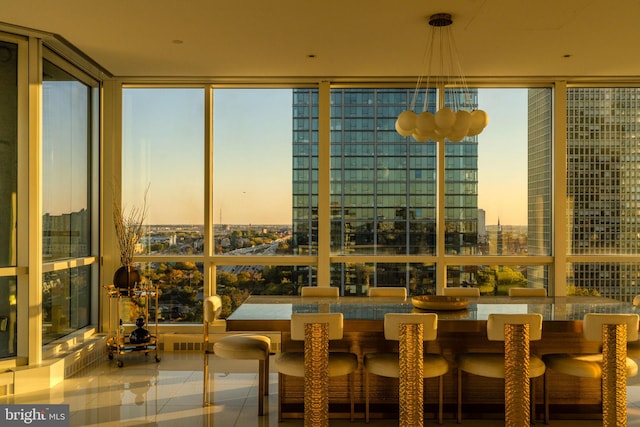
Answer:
[[412, 131, 430, 142], [435, 107, 456, 131], [395, 119, 414, 137], [453, 110, 471, 134], [447, 130, 466, 142], [397, 110, 417, 132], [416, 111, 436, 134], [470, 110, 489, 131]]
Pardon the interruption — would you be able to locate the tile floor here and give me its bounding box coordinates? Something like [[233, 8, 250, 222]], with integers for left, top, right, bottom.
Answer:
[[1, 352, 640, 426]]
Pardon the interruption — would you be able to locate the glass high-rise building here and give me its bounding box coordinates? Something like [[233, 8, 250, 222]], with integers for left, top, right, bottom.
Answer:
[[292, 88, 479, 295], [527, 87, 640, 300], [527, 89, 553, 288], [563, 88, 640, 300]]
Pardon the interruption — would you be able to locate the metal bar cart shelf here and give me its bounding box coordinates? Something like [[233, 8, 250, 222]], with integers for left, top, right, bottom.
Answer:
[[104, 283, 161, 367]]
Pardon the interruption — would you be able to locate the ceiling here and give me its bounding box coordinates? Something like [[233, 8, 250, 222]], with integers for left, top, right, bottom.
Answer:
[[2, 0, 639, 79]]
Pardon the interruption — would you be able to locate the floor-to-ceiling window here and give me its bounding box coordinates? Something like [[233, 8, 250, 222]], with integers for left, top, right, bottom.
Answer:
[[123, 87, 315, 320], [213, 88, 315, 311], [41, 55, 96, 344], [322, 87, 439, 295], [117, 81, 640, 320], [0, 39, 18, 358], [122, 88, 205, 323], [291, 86, 552, 297], [446, 87, 553, 296], [121, 83, 556, 316]]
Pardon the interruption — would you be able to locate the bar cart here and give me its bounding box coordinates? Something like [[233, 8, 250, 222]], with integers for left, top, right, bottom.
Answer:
[[104, 282, 161, 367]]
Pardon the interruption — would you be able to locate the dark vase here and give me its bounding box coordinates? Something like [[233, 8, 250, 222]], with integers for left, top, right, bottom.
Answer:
[[129, 316, 151, 344], [113, 265, 141, 295]]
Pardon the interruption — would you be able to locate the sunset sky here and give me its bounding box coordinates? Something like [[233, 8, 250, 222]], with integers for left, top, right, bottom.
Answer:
[[120, 88, 529, 226]]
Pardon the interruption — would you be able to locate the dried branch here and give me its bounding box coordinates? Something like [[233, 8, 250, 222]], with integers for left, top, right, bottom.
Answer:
[[113, 185, 149, 266]]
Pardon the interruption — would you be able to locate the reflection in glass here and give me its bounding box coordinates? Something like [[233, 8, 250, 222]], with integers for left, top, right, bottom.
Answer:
[[42, 59, 93, 343], [444, 88, 480, 256], [292, 88, 319, 256], [332, 263, 435, 296], [446, 265, 549, 296], [327, 88, 437, 256], [0, 41, 18, 268], [42, 267, 90, 344], [0, 276, 17, 358], [42, 60, 90, 260], [137, 262, 313, 320], [567, 262, 639, 301]]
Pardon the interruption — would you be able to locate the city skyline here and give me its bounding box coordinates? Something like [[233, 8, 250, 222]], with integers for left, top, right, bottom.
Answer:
[[119, 88, 529, 227]]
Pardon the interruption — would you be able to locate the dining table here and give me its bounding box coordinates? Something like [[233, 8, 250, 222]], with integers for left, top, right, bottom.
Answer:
[[226, 294, 639, 421]]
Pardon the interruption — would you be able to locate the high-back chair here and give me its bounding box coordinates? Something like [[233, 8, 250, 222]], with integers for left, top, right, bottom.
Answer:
[[203, 296, 271, 415], [442, 287, 480, 297], [274, 313, 358, 425], [363, 313, 448, 424], [368, 287, 407, 298], [300, 286, 340, 297], [542, 313, 639, 425], [508, 287, 547, 297], [629, 296, 640, 359], [455, 313, 545, 425], [628, 339, 640, 359]]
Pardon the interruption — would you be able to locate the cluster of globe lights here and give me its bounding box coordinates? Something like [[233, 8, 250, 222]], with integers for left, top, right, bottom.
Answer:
[[395, 13, 489, 142], [395, 107, 488, 142]]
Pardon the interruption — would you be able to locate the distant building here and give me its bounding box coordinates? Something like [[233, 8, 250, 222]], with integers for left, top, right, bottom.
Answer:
[[477, 209, 486, 239], [42, 209, 90, 260], [529, 88, 640, 300], [497, 218, 503, 255], [139, 234, 176, 250], [527, 88, 552, 289], [292, 88, 479, 294]]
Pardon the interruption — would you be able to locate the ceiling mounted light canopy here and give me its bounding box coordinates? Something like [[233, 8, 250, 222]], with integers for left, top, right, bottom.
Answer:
[[395, 13, 488, 142]]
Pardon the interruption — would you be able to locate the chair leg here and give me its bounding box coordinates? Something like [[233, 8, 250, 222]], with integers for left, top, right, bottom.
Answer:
[[531, 376, 536, 425], [203, 351, 210, 406], [457, 369, 462, 424], [438, 375, 444, 425], [365, 370, 370, 423], [264, 354, 270, 395], [543, 370, 549, 424], [350, 372, 355, 422], [258, 359, 265, 416], [203, 323, 207, 407], [278, 372, 284, 422]]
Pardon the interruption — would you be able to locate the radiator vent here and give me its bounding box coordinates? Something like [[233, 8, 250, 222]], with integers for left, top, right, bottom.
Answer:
[[64, 336, 108, 378], [173, 342, 203, 351]]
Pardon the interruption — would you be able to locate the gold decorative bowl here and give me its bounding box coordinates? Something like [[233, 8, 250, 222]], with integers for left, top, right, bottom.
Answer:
[[411, 295, 470, 311]]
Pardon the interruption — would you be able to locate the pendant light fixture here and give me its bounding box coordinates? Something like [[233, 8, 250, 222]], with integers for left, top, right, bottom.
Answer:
[[395, 13, 488, 142]]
